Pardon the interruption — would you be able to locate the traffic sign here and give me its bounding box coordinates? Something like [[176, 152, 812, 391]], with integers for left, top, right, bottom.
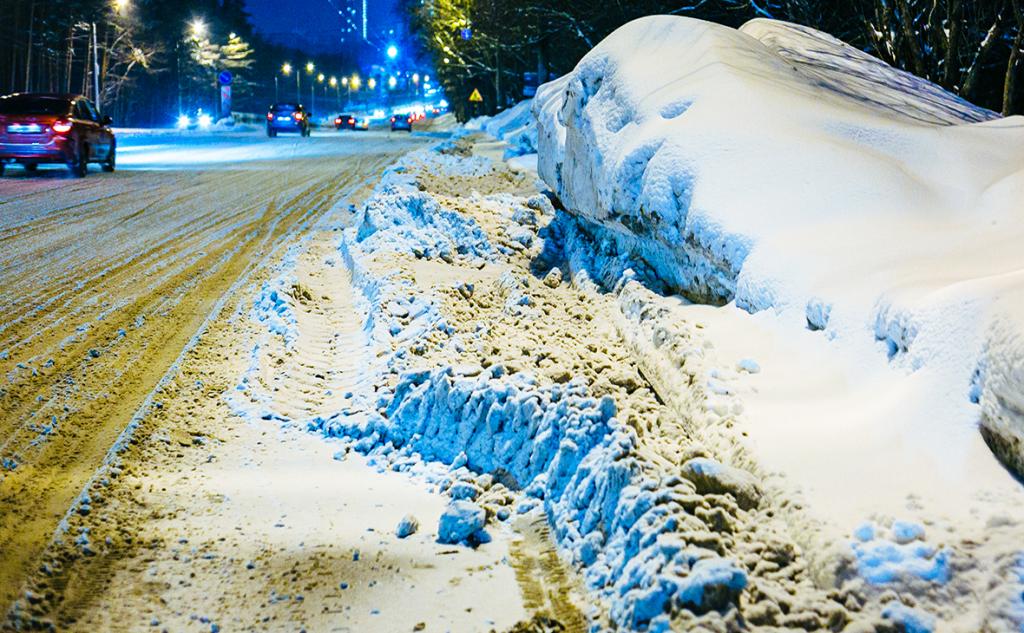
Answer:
[[218, 70, 233, 86], [468, 88, 483, 103]]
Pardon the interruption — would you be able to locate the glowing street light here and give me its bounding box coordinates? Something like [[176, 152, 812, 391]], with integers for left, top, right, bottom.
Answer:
[[350, 75, 361, 90], [112, 0, 130, 14], [424, 75, 430, 82], [341, 77, 349, 87], [306, 61, 315, 74], [281, 62, 292, 75], [386, 45, 398, 60], [368, 77, 377, 90], [189, 18, 207, 39], [329, 76, 338, 87], [317, 73, 325, 83], [388, 76, 397, 89], [412, 73, 420, 84]]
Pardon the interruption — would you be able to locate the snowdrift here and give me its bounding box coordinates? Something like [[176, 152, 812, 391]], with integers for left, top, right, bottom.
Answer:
[[467, 99, 538, 158], [533, 15, 1024, 478]]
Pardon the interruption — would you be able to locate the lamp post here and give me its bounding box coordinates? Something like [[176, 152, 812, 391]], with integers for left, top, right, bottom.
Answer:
[[315, 73, 325, 115], [306, 62, 315, 111], [282, 62, 295, 102]]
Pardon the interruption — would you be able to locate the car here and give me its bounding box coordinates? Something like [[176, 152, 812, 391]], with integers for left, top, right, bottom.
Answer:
[[266, 103, 310, 137], [0, 93, 115, 178], [390, 113, 412, 132], [352, 116, 370, 131], [334, 113, 356, 130]]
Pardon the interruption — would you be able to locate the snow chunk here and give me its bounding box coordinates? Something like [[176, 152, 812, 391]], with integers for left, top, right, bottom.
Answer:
[[881, 602, 936, 633], [850, 520, 950, 585], [437, 500, 486, 545], [395, 514, 419, 539], [355, 186, 494, 263], [680, 458, 761, 510]]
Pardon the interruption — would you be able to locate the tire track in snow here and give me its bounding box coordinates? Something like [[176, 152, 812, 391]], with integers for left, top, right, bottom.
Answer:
[[0, 144, 414, 615]]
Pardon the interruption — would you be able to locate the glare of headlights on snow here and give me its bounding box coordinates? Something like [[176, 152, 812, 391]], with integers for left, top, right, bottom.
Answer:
[[176, 115, 190, 129], [198, 114, 213, 129]]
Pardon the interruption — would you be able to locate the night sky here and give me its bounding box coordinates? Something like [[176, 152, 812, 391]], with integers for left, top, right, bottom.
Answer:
[[244, 0, 403, 53]]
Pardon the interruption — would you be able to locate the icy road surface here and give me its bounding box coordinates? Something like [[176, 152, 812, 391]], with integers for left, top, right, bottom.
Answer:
[[0, 128, 433, 616]]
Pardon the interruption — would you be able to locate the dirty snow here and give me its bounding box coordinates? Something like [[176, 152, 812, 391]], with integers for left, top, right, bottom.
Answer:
[[532, 14, 1024, 630]]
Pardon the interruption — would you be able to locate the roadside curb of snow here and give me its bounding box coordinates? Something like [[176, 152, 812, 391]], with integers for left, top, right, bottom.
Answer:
[[325, 144, 773, 630]]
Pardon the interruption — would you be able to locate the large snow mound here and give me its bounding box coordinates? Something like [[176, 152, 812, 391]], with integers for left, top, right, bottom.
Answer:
[[534, 15, 1024, 476]]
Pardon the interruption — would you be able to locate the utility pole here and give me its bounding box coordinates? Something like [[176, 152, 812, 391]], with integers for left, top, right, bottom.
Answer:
[[25, 1, 35, 92], [92, 23, 101, 108]]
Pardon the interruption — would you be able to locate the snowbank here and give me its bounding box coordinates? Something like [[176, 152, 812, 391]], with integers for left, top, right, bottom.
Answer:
[[321, 144, 770, 628], [533, 15, 1024, 477], [979, 294, 1024, 478], [470, 100, 539, 158]]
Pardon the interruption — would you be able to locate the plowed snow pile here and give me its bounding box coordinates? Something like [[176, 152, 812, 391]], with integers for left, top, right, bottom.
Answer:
[[533, 15, 1024, 631]]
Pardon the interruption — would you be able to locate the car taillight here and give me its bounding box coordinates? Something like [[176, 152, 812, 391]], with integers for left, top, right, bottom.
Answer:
[[294, 112, 304, 120], [52, 120, 72, 134], [335, 117, 341, 124]]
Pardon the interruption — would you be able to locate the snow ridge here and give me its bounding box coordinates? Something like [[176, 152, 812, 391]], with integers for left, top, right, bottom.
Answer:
[[327, 144, 758, 629]]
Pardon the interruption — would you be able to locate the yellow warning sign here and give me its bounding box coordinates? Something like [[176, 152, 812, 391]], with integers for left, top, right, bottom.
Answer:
[[468, 88, 483, 102]]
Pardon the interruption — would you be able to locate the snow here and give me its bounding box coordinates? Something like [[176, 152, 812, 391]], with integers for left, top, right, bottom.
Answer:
[[850, 520, 950, 585], [533, 14, 1024, 625], [354, 162, 495, 263], [470, 100, 540, 158], [437, 500, 487, 545], [319, 142, 763, 627], [881, 602, 937, 633]]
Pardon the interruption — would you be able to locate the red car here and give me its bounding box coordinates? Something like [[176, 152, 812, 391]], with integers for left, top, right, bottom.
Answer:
[[0, 93, 115, 178]]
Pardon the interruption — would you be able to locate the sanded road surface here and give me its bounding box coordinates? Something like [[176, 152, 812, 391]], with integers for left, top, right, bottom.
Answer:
[[0, 128, 431, 616]]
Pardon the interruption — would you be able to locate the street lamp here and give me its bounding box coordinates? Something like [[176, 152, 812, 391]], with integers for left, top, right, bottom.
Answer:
[[412, 73, 419, 84], [368, 77, 376, 90], [112, 0, 129, 14], [386, 45, 398, 60], [388, 76, 397, 89], [189, 18, 207, 39], [306, 62, 315, 75]]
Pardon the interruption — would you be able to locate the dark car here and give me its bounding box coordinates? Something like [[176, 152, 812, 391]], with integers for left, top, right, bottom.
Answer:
[[0, 93, 115, 178], [266, 103, 310, 137], [390, 113, 412, 132], [334, 113, 356, 130]]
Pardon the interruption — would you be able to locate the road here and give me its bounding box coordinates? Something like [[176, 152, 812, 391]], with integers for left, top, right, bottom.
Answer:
[[0, 127, 433, 621]]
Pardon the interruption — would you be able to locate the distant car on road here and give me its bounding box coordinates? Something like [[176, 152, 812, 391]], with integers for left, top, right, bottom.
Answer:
[[334, 113, 355, 130], [352, 116, 370, 131], [266, 103, 310, 137], [0, 93, 115, 178], [390, 113, 412, 132]]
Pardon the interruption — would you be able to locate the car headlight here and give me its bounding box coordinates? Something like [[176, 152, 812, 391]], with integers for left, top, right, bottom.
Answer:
[[176, 115, 191, 129]]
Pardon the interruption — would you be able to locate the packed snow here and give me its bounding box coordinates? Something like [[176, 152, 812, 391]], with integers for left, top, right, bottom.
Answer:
[[467, 99, 539, 159], [531, 13, 1024, 629]]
